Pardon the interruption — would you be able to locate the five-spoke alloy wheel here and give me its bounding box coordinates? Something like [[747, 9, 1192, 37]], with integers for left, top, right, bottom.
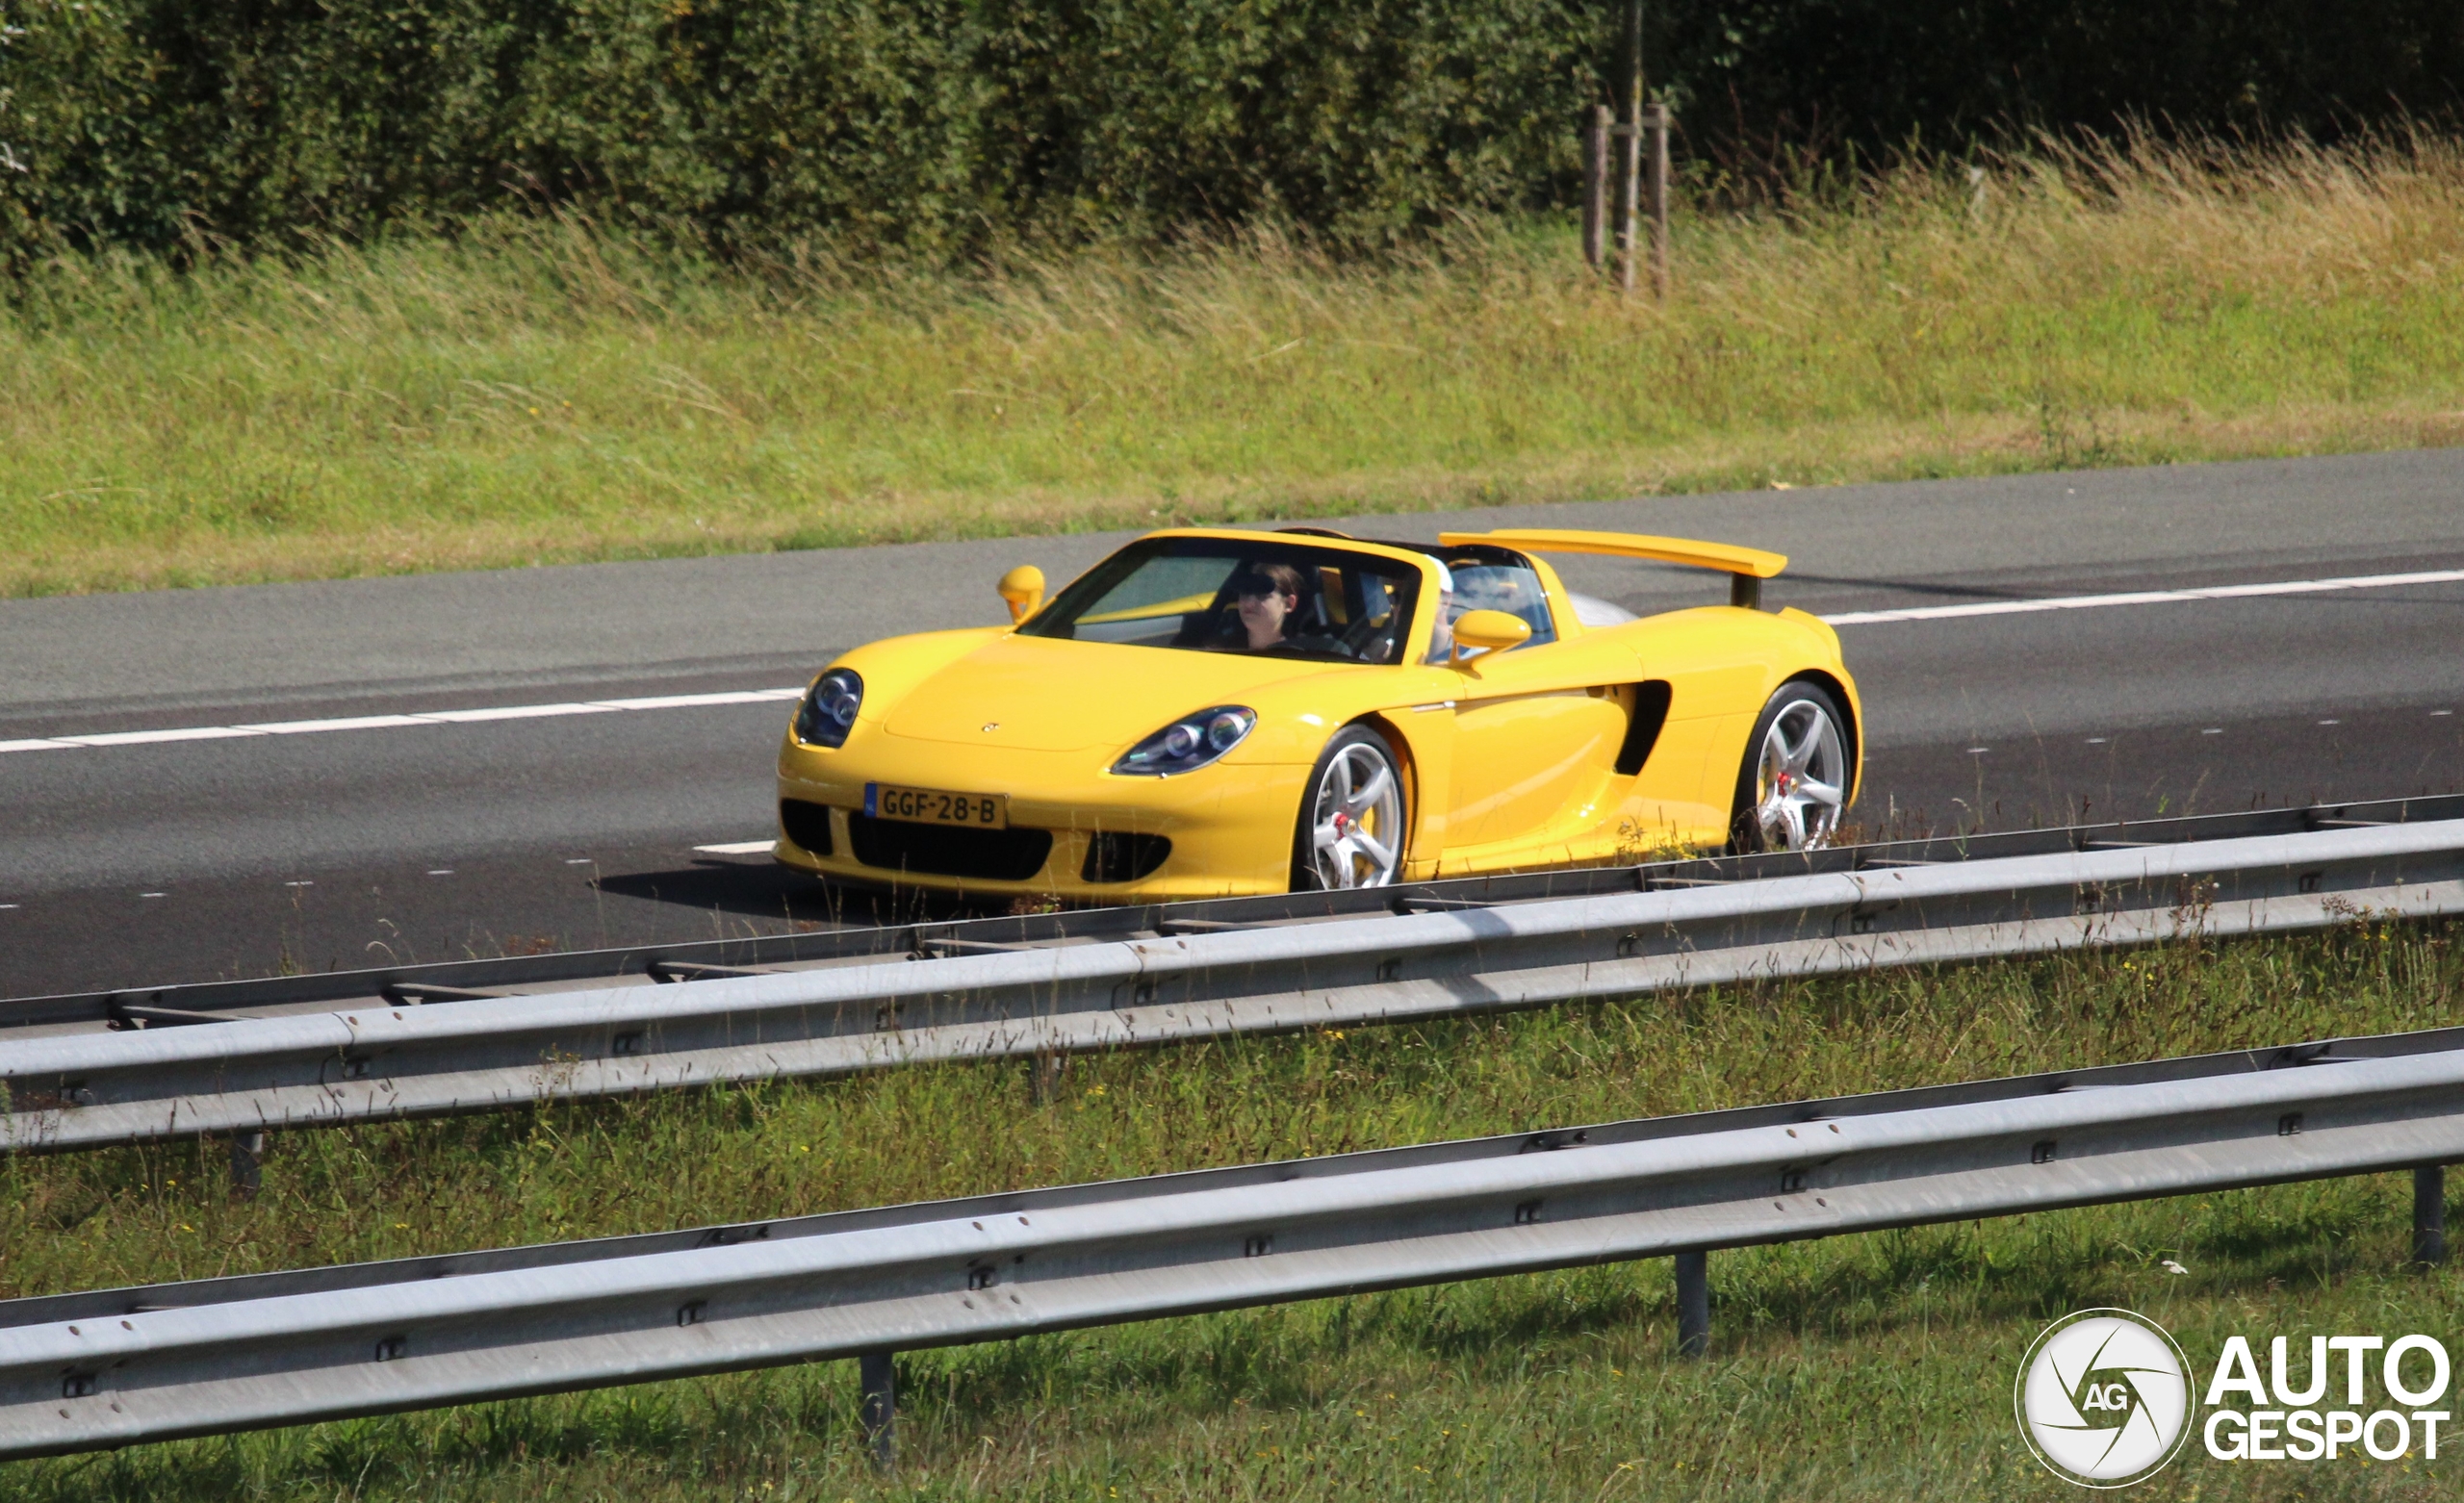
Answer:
[[1730, 680, 1854, 853], [1294, 726, 1407, 889]]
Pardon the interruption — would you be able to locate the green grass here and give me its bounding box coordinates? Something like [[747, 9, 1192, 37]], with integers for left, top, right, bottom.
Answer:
[[8, 134, 2464, 597], [3, 919, 2461, 1499]]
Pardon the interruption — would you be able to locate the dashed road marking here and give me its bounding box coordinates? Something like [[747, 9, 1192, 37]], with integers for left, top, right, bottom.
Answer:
[[694, 840, 779, 855]]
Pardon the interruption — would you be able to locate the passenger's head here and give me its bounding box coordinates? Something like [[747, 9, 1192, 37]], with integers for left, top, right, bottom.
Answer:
[[1424, 560, 1462, 663], [1230, 562, 1307, 649]]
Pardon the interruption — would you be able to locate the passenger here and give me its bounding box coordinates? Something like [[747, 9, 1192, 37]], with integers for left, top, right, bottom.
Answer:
[[1423, 561, 1462, 664]]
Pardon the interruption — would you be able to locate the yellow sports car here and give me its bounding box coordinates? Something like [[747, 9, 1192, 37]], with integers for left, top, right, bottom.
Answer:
[[773, 526, 1860, 898]]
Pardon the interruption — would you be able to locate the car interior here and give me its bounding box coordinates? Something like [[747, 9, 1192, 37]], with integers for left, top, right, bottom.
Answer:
[[1032, 541, 1425, 663]]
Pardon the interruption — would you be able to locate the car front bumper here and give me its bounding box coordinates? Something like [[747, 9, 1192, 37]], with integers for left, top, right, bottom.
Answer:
[[774, 732, 1308, 900]]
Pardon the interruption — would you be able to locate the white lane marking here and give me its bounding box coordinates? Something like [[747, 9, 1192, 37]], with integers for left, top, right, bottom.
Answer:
[[694, 839, 779, 854], [419, 701, 619, 725], [59, 725, 267, 748], [1820, 567, 2464, 625], [594, 691, 799, 711], [2, 686, 806, 754], [250, 713, 435, 734]]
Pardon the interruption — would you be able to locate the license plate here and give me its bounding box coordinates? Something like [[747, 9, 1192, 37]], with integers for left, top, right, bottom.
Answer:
[[865, 782, 1009, 829]]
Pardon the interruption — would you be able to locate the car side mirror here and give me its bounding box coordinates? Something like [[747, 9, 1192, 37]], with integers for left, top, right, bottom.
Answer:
[[1450, 608, 1530, 665], [998, 565, 1045, 624]]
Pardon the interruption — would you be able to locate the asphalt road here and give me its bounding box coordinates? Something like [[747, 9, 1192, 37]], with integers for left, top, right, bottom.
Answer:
[[6, 448, 2462, 997]]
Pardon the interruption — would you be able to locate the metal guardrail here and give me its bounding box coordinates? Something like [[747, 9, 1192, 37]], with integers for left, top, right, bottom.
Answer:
[[14, 795, 2464, 1032], [6, 1019, 2464, 1463], [8, 808, 2464, 1156]]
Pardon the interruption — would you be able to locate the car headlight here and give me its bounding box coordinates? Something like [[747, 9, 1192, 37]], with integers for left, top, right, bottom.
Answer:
[[1113, 705, 1257, 777], [794, 668, 863, 749]]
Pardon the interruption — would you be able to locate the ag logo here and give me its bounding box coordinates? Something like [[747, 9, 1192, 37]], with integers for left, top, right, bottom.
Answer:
[[2016, 1309, 2195, 1487]]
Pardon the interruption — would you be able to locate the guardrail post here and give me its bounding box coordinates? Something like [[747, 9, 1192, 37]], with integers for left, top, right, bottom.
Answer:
[[1030, 1049, 1068, 1105], [2415, 1165, 2447, 1266], [229, 1130, 266, 1198], [1675, 1250, 1709, 1358], [859, 1350, 896, 1471]]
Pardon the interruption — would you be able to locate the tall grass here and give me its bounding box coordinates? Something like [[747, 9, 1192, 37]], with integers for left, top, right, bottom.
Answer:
[[6, 134, 2464, 598], [1, 920, 2458, 1498]]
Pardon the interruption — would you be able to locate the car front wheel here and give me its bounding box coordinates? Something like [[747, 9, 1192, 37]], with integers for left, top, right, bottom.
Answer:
[[1729, 680, 1853, 853], [1293, 726, 1407, 890]]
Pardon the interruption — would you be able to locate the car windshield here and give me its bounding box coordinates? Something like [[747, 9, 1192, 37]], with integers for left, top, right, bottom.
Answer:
[[1020, 537, 1424, 664]]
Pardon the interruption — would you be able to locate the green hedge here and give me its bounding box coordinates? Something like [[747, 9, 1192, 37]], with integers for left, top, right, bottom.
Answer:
[[1, 0, 2457, 263]]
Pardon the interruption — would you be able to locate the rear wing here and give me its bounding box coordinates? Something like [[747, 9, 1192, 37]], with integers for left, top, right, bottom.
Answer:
[[1437, 528, 1787, 610]]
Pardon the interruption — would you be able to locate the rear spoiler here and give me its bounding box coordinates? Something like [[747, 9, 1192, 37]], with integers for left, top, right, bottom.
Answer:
[[1437, 528, 1787, 610]]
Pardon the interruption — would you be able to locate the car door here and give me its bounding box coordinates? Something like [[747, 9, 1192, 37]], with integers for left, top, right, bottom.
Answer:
[[1437, 560, 1630, 858]]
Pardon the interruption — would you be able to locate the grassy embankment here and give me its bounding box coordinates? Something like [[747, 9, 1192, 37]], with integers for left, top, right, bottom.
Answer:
[[3, 921, 2462, 1500], [8, 135, 2464, 598]]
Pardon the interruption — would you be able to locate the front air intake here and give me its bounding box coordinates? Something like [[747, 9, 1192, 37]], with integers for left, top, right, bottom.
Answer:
[[779, 799, 834, 855], [846, 814, 1053, 881], [1083, 831, 1172, 883]]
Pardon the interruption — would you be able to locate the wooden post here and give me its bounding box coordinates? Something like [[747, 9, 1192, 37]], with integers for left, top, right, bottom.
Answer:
[[1613, 0, 1643, 293], [1643, 103, 1671, 299], [1582, 104, 1610, 268]]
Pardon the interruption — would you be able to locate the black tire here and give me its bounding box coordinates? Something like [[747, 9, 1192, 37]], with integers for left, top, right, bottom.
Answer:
[[1727, 679, 1855, 853], [1290, 725, 1409, 890]]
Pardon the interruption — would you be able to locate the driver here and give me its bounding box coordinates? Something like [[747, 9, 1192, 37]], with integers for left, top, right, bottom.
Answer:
[[1225, 562, 1343, 655]]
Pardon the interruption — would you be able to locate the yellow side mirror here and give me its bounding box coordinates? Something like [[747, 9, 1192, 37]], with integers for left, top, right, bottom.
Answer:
[[1450, 608, 1531, 663], [998, 565, 1045, 624]]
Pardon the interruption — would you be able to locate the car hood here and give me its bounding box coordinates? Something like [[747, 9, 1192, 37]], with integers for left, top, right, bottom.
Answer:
[[881, 634, 1366, 752]]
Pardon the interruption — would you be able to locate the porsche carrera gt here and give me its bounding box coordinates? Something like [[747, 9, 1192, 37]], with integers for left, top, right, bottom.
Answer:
[[773, 525, 1860, 897]]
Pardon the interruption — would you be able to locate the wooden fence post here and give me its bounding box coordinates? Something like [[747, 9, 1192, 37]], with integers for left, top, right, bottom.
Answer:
[[1613, 0, 1642, 293], [1582, 104, 1609, 268], [1644, 103, 1671, 299]]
